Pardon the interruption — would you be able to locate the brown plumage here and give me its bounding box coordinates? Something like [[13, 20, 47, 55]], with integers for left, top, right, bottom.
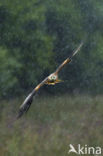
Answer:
[[17, 42, 83, 119]]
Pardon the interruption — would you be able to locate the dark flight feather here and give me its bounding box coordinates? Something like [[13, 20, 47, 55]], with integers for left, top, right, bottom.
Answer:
[[17, 93, 35, 119], [17, 78, 48, 119], [55, 42, 83, 74]]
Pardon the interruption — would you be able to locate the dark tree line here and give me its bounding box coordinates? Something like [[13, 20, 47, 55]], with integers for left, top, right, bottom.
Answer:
[[0, 0, 103, 97]]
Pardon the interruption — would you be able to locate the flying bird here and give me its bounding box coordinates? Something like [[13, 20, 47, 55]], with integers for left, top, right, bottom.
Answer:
[[17, 42, 83, 119]]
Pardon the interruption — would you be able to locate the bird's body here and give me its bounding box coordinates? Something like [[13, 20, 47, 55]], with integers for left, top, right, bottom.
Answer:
[[46, 73, 62, 85], [17, 42, 83, 119]]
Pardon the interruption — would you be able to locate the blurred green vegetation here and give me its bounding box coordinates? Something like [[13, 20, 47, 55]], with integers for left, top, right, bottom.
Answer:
[[0, 1, 103, 156], [0, 95, 103, 156], [0, 0, 103, 97]]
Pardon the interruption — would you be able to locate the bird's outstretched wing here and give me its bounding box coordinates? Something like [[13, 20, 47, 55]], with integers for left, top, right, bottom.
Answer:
[[17, 78, 48, 119], [17, 42, 83, 119], [55, 42, 83, 74]]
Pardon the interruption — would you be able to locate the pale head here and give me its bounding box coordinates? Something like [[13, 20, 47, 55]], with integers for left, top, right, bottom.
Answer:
[[48, 73, 58, 81]]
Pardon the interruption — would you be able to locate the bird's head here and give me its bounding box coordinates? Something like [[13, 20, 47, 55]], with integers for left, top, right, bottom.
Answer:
[[48, 73, 57, 81]]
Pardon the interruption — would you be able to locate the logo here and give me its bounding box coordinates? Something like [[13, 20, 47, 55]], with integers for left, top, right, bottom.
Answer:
[[68, 144, 102, 155]]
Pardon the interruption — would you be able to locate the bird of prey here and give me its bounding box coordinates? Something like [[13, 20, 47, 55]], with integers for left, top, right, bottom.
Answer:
[[17, 42, 83, 119]]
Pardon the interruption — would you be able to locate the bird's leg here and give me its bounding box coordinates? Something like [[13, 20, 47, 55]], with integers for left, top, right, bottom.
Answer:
[[55, 79, 63, 83]]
